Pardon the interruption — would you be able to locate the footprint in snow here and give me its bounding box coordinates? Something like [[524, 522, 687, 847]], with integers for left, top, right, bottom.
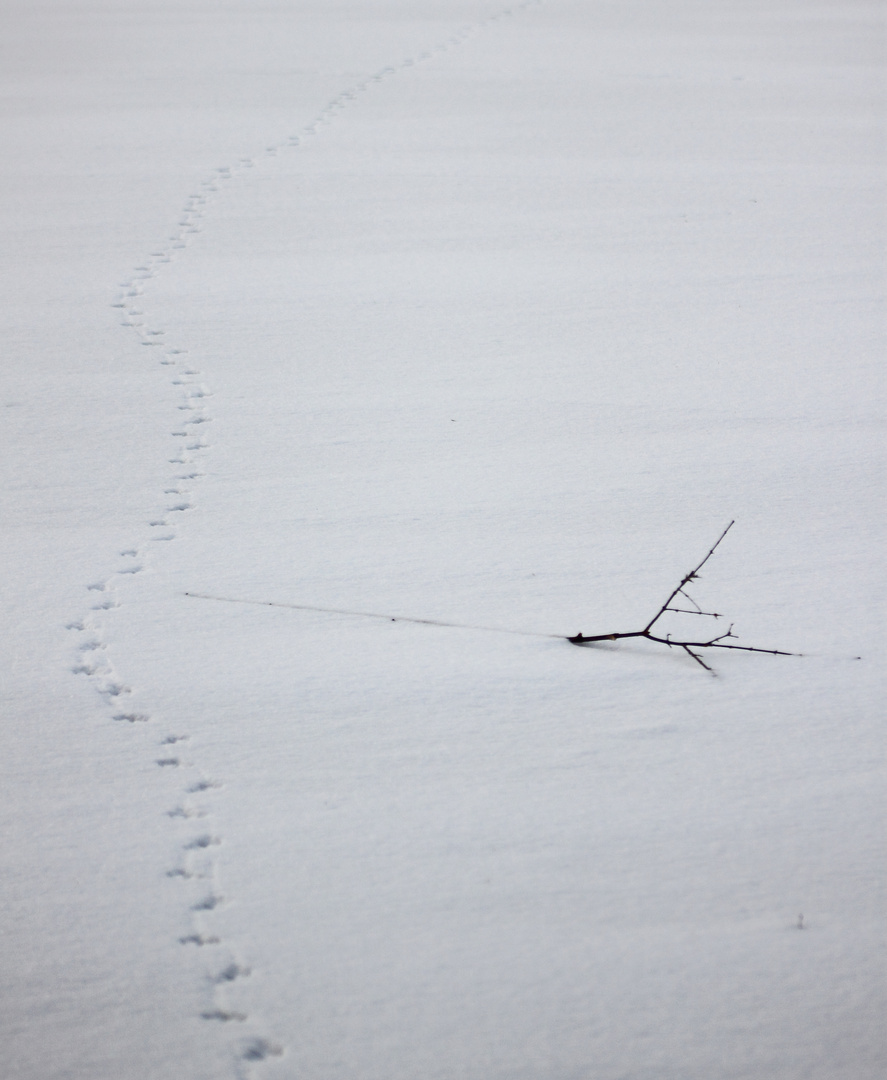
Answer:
[[239, 1038, 284, 1062], [188, 780, 220, 793], [180, 933, 219, 946], [192, 895, 222, 911], [101, 681, 130, 698], [213, 962, 250, 983], [184, 835, 220, 850]]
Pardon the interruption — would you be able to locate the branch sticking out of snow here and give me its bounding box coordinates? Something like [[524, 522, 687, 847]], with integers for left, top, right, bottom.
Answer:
[[567, 521, 801, 674], [184, 522, 801, 674]]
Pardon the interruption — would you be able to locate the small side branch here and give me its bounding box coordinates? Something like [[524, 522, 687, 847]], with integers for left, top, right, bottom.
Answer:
[[568, 522, 801, 674], [643, 520, 734, 635]]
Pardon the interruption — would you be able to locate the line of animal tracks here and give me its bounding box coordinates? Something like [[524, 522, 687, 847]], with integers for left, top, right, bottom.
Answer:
[[66, 3, 543, 1074]]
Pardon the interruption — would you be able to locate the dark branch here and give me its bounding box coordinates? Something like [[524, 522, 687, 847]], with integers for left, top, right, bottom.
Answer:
[[664, 607, 722, 617], [682, 645, 714, 672], [183, 523, 800, 676], [643, 520, 734, 634], [568, 522, 800, 674]]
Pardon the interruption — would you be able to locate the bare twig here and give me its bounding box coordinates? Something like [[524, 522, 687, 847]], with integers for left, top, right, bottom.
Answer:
[[567, 522, 801, 674], [183, 522, 800, 674]]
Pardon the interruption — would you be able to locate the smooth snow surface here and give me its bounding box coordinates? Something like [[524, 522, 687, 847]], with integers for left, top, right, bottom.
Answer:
[[1, 1, 884, 1078]]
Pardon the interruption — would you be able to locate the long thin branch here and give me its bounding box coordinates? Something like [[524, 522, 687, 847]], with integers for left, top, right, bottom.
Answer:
[[183, 523, 800, 675]]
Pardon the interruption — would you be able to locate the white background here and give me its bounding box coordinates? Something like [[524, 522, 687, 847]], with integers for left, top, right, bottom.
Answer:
[[1, 2, 883, 1077]]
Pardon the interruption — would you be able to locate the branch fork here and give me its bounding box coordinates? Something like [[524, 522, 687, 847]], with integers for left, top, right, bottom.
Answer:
[[567, 521, 800, 673]]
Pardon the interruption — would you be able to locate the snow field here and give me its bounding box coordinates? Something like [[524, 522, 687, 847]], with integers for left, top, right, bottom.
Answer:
[[1, 1, 883, 1078]]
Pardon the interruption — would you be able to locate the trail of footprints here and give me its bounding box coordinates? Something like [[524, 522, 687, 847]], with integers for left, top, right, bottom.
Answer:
[[66, 2, 542, 1075]]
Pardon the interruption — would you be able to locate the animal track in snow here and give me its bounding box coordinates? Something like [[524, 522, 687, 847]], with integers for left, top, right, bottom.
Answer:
[[168, 806, 206, 819], [192, 894, 223, 912], [238, 1038, 284, 1064], [180, 933, 220, 946], [202, 1010, 247, 1023], [69, 3, 544, 1070], [185, 835, 221, 850], [188, 779, 221, 793], [214, 963, 251, 983], [101, 679, 131, 699]]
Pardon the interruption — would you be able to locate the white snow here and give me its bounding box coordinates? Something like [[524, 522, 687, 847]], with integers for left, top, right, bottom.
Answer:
[[1, 1, 883, 1078]]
